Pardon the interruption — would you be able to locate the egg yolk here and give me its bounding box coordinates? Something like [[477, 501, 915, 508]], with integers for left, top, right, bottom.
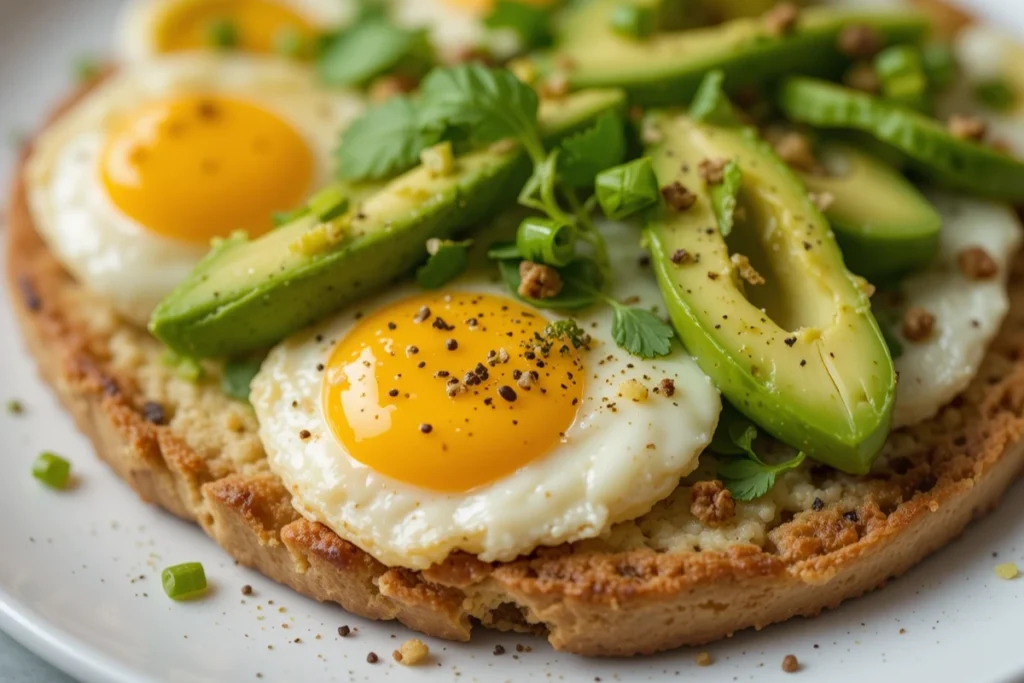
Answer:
[[100, 95, 313, 243], [441, 0, 556, 15], [322, 293, 585, 492], [156, 0, 314, 54]]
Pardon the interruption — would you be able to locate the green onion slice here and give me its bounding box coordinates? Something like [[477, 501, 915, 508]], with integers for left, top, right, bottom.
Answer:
[[516, 216, 577, 267], [32, 452, 71, 489], [162, 562, 208, 601]]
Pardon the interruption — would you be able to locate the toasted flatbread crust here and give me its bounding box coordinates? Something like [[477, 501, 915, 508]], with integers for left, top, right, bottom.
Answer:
[[8, 48, 1024, 657]]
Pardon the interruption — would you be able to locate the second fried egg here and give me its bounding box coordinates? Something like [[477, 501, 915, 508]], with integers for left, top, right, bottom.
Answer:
[[25, 54, 363, 324]]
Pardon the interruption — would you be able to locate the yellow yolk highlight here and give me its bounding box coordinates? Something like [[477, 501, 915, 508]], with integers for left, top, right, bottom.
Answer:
[[156, 0, 314, 54], [441, 0, 555, 16], [322, 293, 584, 492], [100, 95, 313, 243]]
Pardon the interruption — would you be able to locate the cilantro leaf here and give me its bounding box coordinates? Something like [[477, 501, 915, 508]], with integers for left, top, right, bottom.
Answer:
[[557, 112, 626, 189], [708, 403, 759, 456], [318, 19, 428, 87], [417, 239, 472, 289], [690, 70, 741, 126], [485, 1, 552, 49], [336, 97, 439, 180], [221, 358, 263, 402], [709, 159, 742, 236], [719, 451, 806, 502], [418, 64, 542, 158], [608, 302, 674, 358]]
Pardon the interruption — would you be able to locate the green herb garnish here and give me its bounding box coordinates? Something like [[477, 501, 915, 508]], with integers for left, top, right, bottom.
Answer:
[[484, 1, 552, 49], [709, 158, 742, 236], [307, 185, 349, 222], [689, 70, 740, 125], [875, 45, 927, 104], [609, 3, 655, 39], [595, 158, 660, 220], [607, 302, 675, 359], [318, 19, 426, 87], [417, 239, 472, 289], [32, 452, 71, 490], [921, 42, 957, 90], [496, 257, 603, 310], [161, 350, 204, 382], [272, 206, 309, 228], [974, 79, 1017, 112], [543, 319, 592, 350], [162, 562, 208, 601], [221, 359, 263, 402], [712, 409, 806, 501], [206, 19, 239, 49], [336, 97, 439, 180], [516, 216, 577, 267], [557, 111, 626, 189]]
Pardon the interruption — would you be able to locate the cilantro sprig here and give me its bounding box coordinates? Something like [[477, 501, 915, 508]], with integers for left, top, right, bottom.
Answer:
[[711, 407, 806, 501]]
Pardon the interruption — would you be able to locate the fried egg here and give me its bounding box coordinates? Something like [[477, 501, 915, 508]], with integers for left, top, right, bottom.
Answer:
[[392, 0, 554, 61], [252, 221, 721, 569], [117, 0, 352, 60], [884, 192, 1022, 428], [25, 54, 363, 324]]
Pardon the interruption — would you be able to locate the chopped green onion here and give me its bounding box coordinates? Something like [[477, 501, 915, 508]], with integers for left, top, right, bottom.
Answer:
[[307, 186, 349, 222], [206, 19, 239, 49], [274, 26, 305, 58], [161, 562, 208, 600], [595, 157, 660, 220], [420, 141, 455, 178], [921, 42, 957, 90], [272, 206, 309, 227], [161, 349, 204, 382], [32, 452, 71, 489], [974, 79, 1017, 112], [609, 3, 655, 39], [709, 158, 742, 237], [689, 70, 740, 126], [874, 45, 927, 103], [74, 57, 101, 83], [516, 216, 577, 267]]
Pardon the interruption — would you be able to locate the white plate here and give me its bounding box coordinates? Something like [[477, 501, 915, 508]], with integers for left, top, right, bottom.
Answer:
[[1, 1, 1024, 682]]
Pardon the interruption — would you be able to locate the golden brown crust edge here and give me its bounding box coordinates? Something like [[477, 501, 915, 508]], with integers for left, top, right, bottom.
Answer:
[[8, 69, 1024, 658]]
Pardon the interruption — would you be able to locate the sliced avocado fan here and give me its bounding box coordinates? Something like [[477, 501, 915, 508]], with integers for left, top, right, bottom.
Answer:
[[547, 5, 928, 107], [798, 141, 941, 282], [779, 77, 1024, 202], [643, 111, 896, 474], [150, 88, 627, 358]]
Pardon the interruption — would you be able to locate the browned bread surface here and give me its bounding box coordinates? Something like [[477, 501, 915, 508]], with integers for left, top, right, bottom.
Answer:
[[8, 59, 1024, 657]]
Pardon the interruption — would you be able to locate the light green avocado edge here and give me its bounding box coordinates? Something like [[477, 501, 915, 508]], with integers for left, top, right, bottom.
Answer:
[[642, 112, 897, 474], [544, 5, 928, 107], [150, 88, 628, 359], [800, 141, 942, 283], [779, 76, 1024, 202]]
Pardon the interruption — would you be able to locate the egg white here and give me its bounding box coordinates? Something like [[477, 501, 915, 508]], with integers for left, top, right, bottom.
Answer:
[[252, 220, 722, 570], [24, 54, 364, 325], [391, 0, 522, 62], [117, 0, 354, 61], [885, 192, 1022, 428]]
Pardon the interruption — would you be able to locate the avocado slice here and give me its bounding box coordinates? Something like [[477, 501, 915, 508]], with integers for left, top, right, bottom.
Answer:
[[150, 89, 627, 358], [779, 77, 1024, 202], [799, 141, 942, 282], [547, 5, 928, 107], [643, 112, 896, 473]]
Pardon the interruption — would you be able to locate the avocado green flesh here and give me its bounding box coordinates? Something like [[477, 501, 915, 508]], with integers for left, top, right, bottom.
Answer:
[[150, 88, 627, 358], [643, 113, 896, 473], [800, 142, 941, 282], [552, 6, 928, 107], [779, 77, 1024, 202]]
